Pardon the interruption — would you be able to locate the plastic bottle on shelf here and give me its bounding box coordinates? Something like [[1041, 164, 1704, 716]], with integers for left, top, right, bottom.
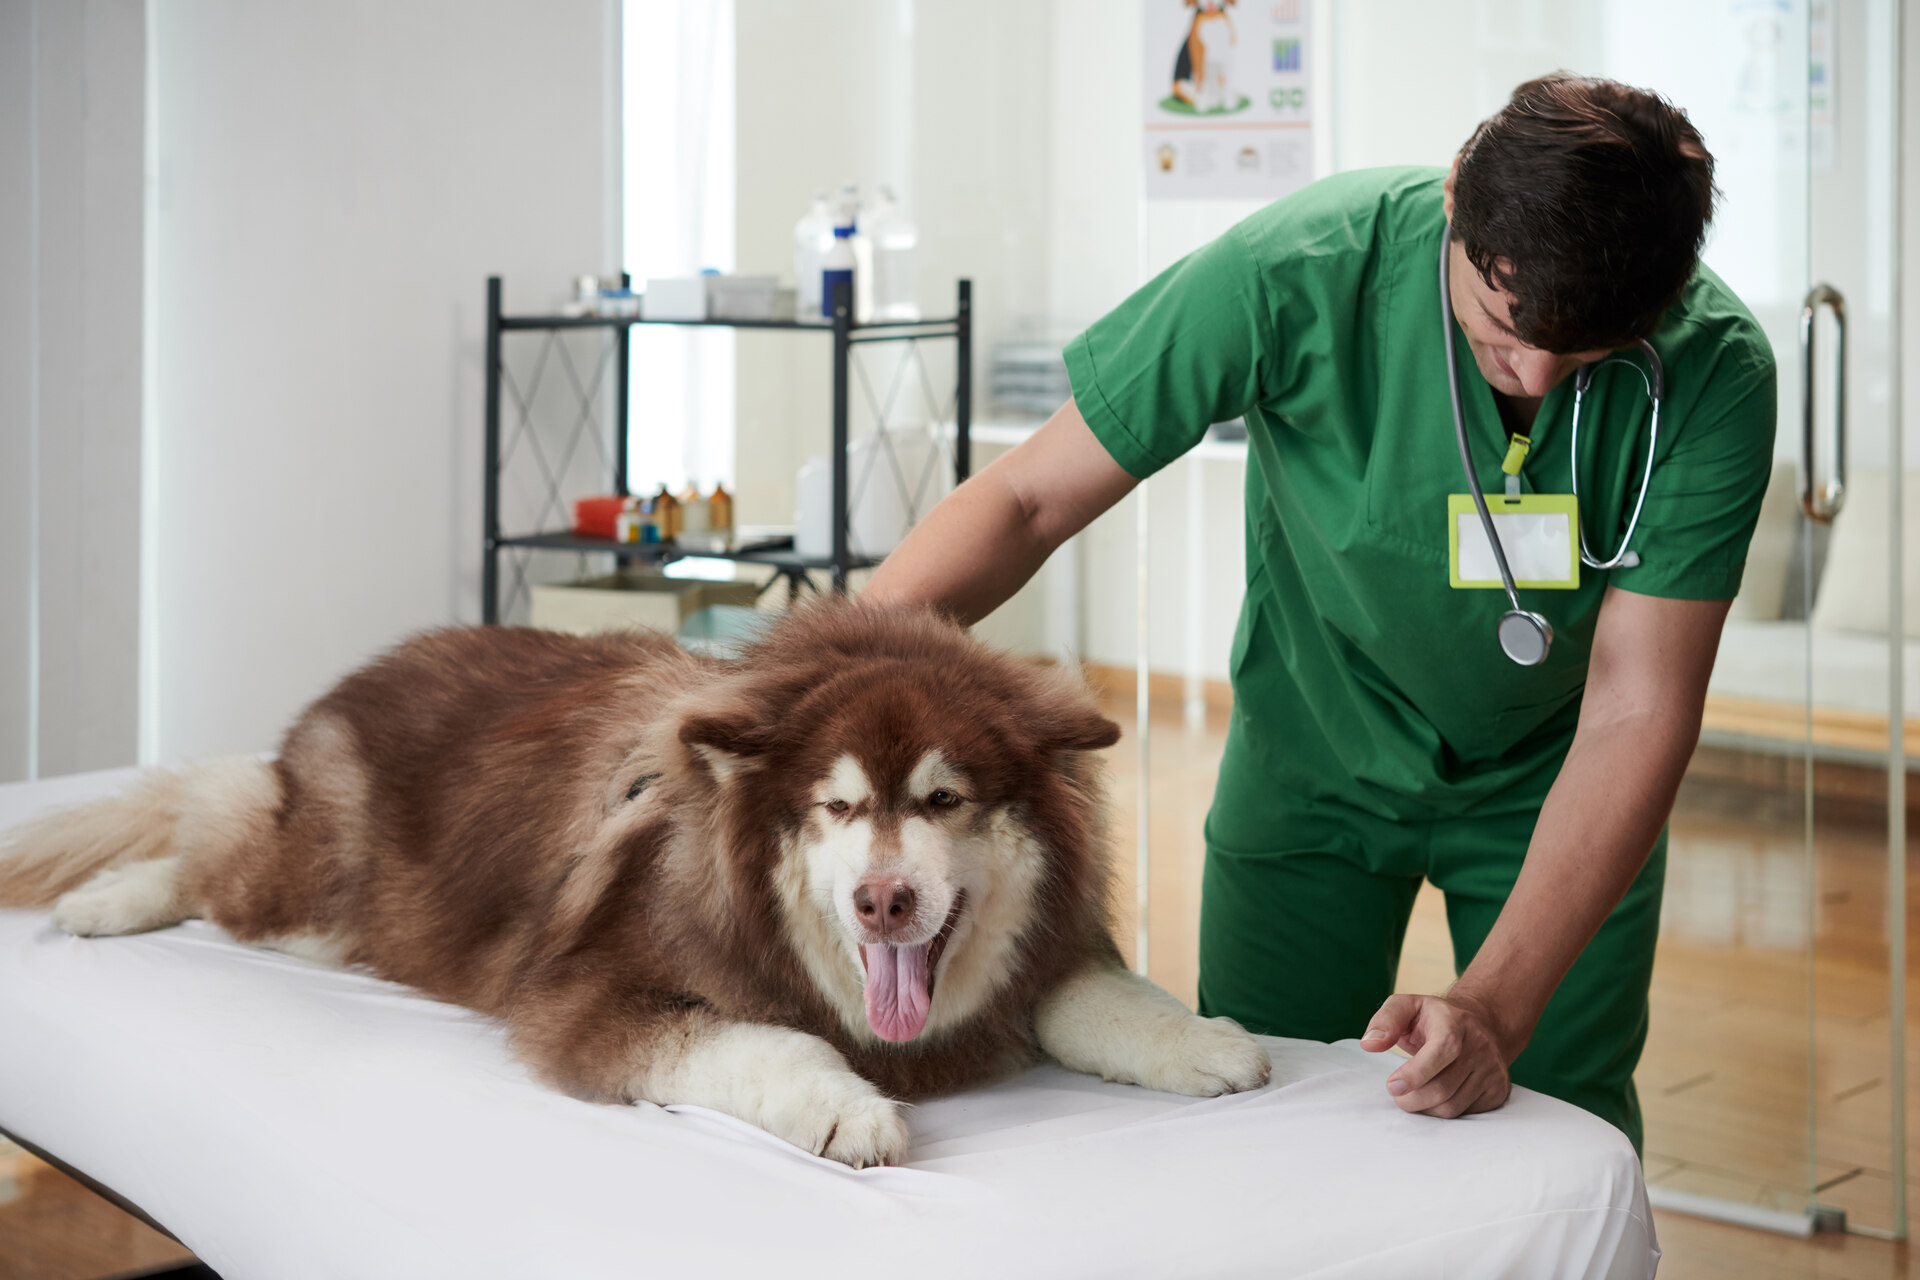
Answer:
[[821, 197, 857, 320], [795, 457, 832, 559], [707, 482, 733, 537], [841, 183, 874, 323], [678, 482, 711, 536], [635, 496, 662, 544], [865, 186, 920, 321], [793, 191, 834, 318], [613, 498, 642, 544]]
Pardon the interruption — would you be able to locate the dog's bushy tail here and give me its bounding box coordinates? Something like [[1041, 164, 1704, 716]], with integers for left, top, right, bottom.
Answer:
[[0, 758, 277, 908]]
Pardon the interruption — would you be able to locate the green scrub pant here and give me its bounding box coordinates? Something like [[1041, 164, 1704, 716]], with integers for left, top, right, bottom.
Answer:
[[1195, 735, 1666, 1154]]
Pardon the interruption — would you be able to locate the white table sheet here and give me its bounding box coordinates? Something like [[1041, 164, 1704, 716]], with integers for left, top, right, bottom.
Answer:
[[0, 769, 1658, 1279]]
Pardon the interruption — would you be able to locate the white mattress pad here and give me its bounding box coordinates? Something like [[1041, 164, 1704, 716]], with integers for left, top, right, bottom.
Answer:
[[0, 768, 1658, 1279]]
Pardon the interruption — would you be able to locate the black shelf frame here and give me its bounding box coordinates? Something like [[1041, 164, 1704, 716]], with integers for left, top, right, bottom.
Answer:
[[482, 275, 972, 623]]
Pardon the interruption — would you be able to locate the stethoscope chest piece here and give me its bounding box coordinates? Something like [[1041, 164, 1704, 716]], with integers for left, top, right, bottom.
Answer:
[[1497, 610, 1553, 667]]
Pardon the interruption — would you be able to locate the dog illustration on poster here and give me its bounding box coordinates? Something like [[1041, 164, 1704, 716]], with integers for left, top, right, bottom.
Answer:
[[1167, 0, 1244, 116]]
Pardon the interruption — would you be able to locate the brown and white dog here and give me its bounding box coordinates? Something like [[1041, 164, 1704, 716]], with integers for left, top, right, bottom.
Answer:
[[0, 603, 1269, 1166]]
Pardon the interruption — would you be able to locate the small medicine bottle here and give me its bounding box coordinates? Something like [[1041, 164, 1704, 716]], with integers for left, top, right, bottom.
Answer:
[[679, 483, 711, 535]]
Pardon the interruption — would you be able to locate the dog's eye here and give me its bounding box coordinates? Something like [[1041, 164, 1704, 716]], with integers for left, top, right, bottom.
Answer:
[[825, 799, 851, 815], [929, 790, 962, 808]]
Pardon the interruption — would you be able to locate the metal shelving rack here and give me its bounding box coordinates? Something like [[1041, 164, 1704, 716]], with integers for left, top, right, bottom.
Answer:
[[482, 275, 972, 623]]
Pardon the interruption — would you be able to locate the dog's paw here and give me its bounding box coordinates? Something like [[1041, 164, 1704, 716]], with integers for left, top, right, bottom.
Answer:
[[51, 859, 184, 937], [810, 1085, 910, 1169], [1137, 1013, 1272, 1098], [650, 1023, 909, 1169], [755, 1061, 909, 1169], [1036, 966, 1274, 1099]]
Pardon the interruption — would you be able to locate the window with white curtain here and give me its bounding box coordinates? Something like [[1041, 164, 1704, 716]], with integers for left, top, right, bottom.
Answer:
[[623, 0, 735, 498]]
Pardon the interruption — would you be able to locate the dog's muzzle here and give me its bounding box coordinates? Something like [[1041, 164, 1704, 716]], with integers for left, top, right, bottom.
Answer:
[[856, 889, 967, 1042]]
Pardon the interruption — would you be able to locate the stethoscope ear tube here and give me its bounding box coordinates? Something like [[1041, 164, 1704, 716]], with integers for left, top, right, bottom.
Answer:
[[1570, 340, 1663, 570], [1440, 224, 1546, 665]]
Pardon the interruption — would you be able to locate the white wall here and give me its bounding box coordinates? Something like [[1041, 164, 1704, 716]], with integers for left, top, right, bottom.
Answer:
[[730, 0, 1057, 541], [0, 0, 146, 783], [1041, 0, 1261, 678], [0, 2, 32, 783], [732, 0, 924, 531], [149, 1, 618, 760], [1045, 1, 1142, 337]]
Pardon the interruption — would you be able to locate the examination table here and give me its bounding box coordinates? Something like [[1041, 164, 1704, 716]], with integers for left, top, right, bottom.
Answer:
[[0, 768, 1659, 1279]]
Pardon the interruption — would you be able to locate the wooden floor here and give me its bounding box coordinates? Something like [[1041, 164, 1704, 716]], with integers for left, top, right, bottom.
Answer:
[[0, 1140, 195, 1280], [6, 692, 1916, 1278]]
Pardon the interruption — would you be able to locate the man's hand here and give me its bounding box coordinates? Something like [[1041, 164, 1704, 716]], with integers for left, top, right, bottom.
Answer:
[[1360, 992, 1516, 1119], [1355, 590, 1731, 1126]]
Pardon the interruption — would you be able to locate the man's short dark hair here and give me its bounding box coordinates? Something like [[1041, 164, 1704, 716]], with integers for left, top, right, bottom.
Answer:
[[1451, 73, 1718, 354]]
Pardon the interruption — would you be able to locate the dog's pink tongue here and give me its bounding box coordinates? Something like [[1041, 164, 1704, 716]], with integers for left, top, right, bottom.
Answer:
[[862, 943, 931, 1042]]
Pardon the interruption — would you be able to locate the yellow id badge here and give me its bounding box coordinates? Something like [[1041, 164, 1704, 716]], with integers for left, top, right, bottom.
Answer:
[[1448, 493, 1580, 590]]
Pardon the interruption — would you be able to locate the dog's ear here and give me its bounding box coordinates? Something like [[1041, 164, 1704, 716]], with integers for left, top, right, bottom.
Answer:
[[679, 710, 774, 784], [1039, 707, 1122, 753], [1024, 665, 1122, 753]]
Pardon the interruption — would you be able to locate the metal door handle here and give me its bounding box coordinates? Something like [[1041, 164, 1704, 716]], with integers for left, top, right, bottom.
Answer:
[[1800, 283, 1848, 523]]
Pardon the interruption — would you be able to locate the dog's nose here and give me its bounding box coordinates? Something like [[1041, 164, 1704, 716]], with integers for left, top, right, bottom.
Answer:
[[853, 878, 917, 938]]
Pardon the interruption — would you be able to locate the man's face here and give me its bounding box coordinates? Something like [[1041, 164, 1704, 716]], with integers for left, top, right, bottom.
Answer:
[[1443, 156, 1614, 402], [1444, 236, 1613, 401]]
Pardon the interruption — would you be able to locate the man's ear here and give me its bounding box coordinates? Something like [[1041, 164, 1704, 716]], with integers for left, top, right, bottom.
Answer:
[[679, 711, 774, 785], [1443, 153, 1460, 220]]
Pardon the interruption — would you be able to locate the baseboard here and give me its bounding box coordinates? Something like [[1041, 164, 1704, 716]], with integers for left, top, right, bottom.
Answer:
[[1080, 662, 1235, 713], [1701, 693, 1920, 759]]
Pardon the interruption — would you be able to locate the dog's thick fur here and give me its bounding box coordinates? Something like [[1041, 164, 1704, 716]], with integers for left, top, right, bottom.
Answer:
[[0, 603, 1269, 1166]]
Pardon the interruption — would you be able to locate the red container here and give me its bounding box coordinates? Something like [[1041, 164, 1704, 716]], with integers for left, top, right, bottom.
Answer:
[[573, 495, 630, 540]]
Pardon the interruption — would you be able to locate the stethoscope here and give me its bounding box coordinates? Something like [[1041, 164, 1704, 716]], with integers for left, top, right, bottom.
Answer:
[[1440, 226, 1665, 666]]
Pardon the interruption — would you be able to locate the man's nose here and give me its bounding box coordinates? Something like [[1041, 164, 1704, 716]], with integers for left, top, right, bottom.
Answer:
[[1510, 348, 1580, 399]]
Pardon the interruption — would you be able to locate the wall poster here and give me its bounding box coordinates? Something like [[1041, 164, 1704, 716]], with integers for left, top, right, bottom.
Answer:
[[1143, 0, 1314, 201]]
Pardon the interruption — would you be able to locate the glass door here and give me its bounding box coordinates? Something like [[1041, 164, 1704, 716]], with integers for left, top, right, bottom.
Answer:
[[1610, 0, 1906, 1238], [1602, 1, 1823, 1228], [1800, 0, 1906, 1237]]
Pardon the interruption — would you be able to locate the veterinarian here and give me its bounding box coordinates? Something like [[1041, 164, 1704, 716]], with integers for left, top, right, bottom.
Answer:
[[865, 74, 1775, 1153]]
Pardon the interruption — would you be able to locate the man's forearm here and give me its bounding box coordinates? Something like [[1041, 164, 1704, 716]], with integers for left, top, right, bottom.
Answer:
[[865, 399, 1140, 624], [1449, 707, 1698, 1058], [862, 466, 1056, 625]]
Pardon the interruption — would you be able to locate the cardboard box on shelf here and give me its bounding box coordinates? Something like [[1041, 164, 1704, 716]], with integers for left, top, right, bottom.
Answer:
[[529, 571, 761, 636]]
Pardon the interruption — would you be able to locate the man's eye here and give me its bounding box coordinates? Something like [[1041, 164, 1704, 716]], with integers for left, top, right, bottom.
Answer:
[[825, 799, 851, 814]]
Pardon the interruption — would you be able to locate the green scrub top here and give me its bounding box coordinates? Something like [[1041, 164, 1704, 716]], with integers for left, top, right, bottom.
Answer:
[[1065, 167, 1777, 822]]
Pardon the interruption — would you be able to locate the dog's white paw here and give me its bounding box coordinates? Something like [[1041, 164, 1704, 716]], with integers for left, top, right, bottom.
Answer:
[[1036, 966, 1273, 1098], [51, 858, 185, 937], [646, 1022, 909, 1169], [1135, 1013, 1273, 1098], [751, 1056, 909, 1169], [794, 1081, 909, 1169]]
